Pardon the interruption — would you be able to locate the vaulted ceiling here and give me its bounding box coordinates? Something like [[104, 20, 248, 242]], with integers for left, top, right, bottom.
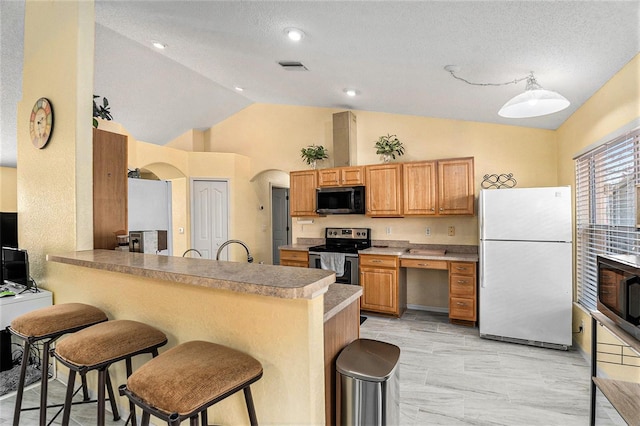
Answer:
[[1, 1, 639, 167]]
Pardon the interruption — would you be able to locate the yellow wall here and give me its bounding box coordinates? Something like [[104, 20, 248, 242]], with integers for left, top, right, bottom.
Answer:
[[0, 167, 17, 211], [557, 54, 640, 378], [18, 0, 94, 281]]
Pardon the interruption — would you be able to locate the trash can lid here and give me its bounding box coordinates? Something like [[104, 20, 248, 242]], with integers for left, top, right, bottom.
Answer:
[[336, 338, 400, 382]]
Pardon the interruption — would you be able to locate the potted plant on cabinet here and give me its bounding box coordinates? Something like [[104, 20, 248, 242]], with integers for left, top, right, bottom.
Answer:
[[374, 134, 405, 162], [300, 144, 328, 169]]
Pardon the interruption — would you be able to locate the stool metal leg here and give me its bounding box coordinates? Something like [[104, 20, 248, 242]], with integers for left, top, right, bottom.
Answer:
[[141, 411, 151, 426], [201, 409, 208, 426], [190, 415, 198, 426], [244, 386, 258, 426], [81, 373, 90, 401], [39, 340, 52, 426], [61, 369, 77, 426], [12, 340, 31, 426], [105, 369, 120, 420]]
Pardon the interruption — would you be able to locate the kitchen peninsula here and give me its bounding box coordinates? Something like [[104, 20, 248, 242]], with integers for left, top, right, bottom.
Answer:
[[46, 250, 358, 425]]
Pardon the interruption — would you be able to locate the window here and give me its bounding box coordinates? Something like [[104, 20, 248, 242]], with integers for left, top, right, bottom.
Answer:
[[575, 128, 640, 310]]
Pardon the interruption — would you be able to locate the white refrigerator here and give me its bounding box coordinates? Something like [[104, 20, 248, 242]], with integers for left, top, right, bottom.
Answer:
[[479, 186, 572, 349]]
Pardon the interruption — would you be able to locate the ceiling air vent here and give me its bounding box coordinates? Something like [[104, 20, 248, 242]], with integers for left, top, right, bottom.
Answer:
[[278, 61, 308, 71]]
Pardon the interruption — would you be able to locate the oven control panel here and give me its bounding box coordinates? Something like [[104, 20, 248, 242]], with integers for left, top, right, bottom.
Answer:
[[325, 227, 370, 239]]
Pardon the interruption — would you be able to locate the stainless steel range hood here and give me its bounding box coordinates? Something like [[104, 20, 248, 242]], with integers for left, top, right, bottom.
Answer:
[[332, 111, 357, 167]]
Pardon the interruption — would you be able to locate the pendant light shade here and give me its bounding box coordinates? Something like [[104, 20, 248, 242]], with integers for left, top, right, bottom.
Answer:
[[498, 74, 570, 118]]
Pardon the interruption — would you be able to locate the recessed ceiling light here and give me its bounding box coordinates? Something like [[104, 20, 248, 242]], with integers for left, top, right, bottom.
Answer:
[[344, 89, 358, 97], [152, 41, 167, 49], [284, 28, 305, 42], [234, 86, 244, 92]]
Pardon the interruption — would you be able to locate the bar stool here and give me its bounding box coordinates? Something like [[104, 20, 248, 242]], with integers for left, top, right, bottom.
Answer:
[[8, 302, 109, 426], [53, 319, 168, 426], [119, 340, 263, 426]]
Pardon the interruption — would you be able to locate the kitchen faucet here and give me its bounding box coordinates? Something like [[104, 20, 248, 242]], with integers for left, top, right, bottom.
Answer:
[[182, 248, 202, 257], [216, 240, 254, 263]]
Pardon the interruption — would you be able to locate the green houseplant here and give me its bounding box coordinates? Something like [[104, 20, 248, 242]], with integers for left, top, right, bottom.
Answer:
[[93, 95, 113, 128], [300, 144, 328, 168], [374, 134, 405, 162]]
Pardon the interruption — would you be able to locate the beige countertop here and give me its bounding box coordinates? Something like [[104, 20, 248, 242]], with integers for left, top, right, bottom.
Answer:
[[323, 283, 362, 322], [279, 243, 317, 251], [48, 250, 336, 300]]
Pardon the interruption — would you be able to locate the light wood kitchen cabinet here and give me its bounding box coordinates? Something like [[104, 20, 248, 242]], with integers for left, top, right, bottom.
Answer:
[[289, 170, 318, 217], [402, 161, 437, 215], [365, 164, 403, 217], [448, 261, 477, 325], [438, 157, 475, 215], [318, 166, 365, 187], [279, 249, 309, 268], [360, 254, 406, 317], [93, 128, 128, 250]]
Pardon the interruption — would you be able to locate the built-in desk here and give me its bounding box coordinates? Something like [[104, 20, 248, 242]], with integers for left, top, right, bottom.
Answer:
[[0, 286, 52, 371], [358, 247, 479, 325]]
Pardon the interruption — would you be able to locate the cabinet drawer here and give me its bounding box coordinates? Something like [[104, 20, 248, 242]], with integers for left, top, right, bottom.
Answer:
[[449, 262, 476, 276], [449, 297, 476, 321], [280, 250, 309, 262], [280, 260, 308, 268], [400, 258, 448, 270], [449, 274, 475, 296], [359, 255, 399, 268]]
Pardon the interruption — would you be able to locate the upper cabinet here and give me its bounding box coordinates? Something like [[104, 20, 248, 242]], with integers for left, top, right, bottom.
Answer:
[[365, 164, 403, 217], [290, 170, 318, 217], [318, 166, 365, 187], [438, 157, 474, 215], [402, 158, 474, 217], [402, 161, 437, 215], [289, 156, 474, 218]]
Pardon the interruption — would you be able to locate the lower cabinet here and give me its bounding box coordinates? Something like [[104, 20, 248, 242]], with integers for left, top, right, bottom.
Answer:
[[359, 254, 406, 317], [279, 249, 309, 268], [448, 261, 477, 325]]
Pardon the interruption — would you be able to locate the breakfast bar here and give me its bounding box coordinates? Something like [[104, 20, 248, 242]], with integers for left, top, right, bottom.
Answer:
[[45, 250, 357, 425]]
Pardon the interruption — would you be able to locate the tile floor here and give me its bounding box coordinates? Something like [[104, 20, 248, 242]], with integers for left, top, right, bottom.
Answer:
[[359, 310, 625, 425], [0, 309, 626, 425]]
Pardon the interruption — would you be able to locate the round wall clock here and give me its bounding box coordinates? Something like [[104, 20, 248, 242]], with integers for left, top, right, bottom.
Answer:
[[30, 97, 54, 149]]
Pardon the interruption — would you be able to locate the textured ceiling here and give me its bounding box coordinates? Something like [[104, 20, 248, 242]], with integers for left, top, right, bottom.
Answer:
[[1, 1, 639, 167]]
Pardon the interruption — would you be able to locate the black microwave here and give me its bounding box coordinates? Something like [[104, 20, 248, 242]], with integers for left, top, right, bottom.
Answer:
[[597, 255, 640, 341], [316, 186, 365, 214]]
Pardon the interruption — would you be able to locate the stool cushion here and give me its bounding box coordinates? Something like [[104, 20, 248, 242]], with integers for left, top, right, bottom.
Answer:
[[55, 319, 167, 368], [10, 303, 108, 338], [127, 340, 263, 416]]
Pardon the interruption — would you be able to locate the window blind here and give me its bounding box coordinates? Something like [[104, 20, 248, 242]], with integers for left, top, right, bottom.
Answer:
[[575, 128, 640, 311]]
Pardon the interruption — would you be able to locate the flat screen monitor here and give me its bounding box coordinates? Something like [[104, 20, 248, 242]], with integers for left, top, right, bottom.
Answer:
[[2, 246, 31, 289]]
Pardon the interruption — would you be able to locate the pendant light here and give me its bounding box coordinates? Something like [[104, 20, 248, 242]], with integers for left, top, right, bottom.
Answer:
[[445, 66, 570, 118], [498, 73, 570, 118]]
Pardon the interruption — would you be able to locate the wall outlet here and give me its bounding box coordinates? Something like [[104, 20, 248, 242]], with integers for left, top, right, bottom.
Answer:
[[425, 227, 431, 236], [448, 226, 455, 236], [386, 226, 392, 235], [579, 320, 584, 333]]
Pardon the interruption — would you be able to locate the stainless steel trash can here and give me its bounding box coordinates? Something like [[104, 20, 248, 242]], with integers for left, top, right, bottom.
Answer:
[[336, 339, 400, 426]]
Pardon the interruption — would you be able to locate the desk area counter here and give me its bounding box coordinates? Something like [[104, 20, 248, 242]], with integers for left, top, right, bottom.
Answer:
[[47, 249, 335, 299]]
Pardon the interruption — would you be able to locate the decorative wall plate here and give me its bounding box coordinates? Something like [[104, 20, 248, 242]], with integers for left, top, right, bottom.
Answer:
[[30, 97, 54, 149]]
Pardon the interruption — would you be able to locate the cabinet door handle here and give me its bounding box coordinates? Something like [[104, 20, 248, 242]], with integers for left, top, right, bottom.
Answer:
[[455, 267, 467, 271], [431, 208, 435, 211], [418, 263, 429, 266], [371, 260, 382, 263], [456, 302, 466, 306], [457, 280, 467, 284], [439, 208, 444, 211]]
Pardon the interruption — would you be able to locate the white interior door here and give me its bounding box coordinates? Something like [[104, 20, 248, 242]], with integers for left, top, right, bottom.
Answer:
[[192, 180, 228, 259]]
